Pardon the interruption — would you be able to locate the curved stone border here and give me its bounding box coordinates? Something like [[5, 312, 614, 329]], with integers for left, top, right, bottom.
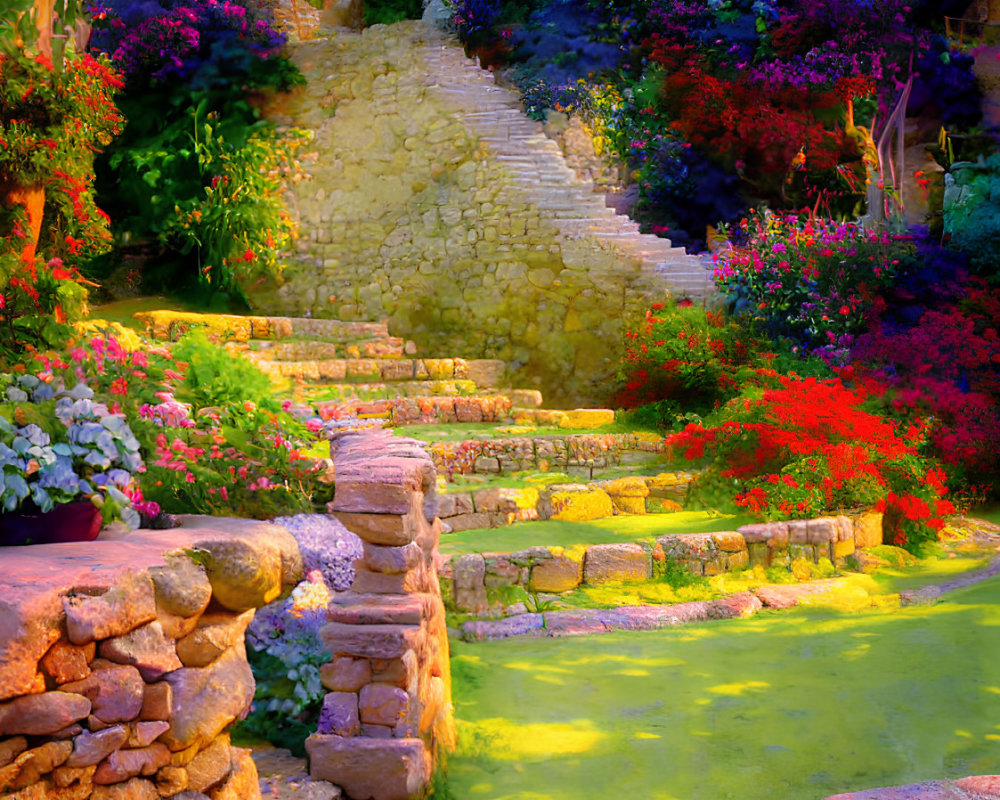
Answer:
[[443, 512, 884, 613], [457, 551, 1000, 642]]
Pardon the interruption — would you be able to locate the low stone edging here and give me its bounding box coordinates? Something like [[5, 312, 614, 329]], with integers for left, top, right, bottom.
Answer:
[[317, 395, 514, 425], [444, 512, 885, 613], [820, 775, 1000, 799], [0, 519, 303, 800], [438, 473, 691, 532]]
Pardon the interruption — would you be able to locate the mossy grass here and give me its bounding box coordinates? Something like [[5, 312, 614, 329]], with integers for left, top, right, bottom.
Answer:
[[444, 576, 1000, 799], [438, 511, 752, 556]]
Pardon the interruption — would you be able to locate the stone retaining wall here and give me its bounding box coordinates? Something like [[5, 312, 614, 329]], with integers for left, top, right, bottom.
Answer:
[[251, 22, 662, 406], [430, 432, 668, 478], [0, 520, 303, 800], [438, 474, 692, 532], [443, 512, 885, 612], [308, 430, 455, 800]]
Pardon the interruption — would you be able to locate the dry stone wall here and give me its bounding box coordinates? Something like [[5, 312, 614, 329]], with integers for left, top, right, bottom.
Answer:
[[308, 430, 455, 800], [443, 512, 885, 612], [253, 22, 664, 406], [0, 520, 303, 800]]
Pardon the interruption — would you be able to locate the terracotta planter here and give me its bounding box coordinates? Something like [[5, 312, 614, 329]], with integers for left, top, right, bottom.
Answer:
[[1, 181, 45, 263], [0, 500, 102, 546]]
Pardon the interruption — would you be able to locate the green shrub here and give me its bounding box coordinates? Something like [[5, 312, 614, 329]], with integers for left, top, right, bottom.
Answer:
[[171, 328, 275, 410], [364, 0, 423, 25]]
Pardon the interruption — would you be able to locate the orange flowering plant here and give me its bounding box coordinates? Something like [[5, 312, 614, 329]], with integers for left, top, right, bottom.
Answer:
[[0, 44, 124, 355]]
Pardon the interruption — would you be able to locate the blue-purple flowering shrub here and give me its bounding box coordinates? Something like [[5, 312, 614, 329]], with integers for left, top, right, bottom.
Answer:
[[239, 514, 360, 753], [242, 569, 333, 755], [272, 513, 362, 591], [0, 374, 144, 529]]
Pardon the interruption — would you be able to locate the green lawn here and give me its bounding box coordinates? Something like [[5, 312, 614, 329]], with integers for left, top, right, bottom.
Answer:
[[89, 296, 210, 328], [444, 576, 1000, 800], [439, 511, 752, 556]]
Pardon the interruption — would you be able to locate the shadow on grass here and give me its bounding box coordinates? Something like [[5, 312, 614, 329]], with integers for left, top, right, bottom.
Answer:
[[443, 578, 1000, 800]]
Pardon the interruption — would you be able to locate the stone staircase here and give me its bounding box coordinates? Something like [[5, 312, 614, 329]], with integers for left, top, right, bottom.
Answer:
[[135, 310, 509, 402], [419, 39, 717, 296]]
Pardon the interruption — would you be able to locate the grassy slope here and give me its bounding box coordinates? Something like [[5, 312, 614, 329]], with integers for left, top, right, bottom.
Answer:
[[438, 511, 752, 556], [445, 577, 1000, 800]]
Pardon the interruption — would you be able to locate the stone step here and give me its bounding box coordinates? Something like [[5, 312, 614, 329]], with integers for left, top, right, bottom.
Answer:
[[250, 356, 507, 386], [134, 310, 394, 343], [420, 34, 717, 296], [299, 380, 490, 402], [237, 338, 410, 361]]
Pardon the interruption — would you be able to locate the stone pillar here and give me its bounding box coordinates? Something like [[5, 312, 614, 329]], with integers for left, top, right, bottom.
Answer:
[[308, 431, 456, 800]]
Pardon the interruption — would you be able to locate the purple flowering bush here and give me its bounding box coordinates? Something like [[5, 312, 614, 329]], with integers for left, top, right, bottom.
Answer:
[[272, 513, 362, 591], [243, 566, 334, 755]]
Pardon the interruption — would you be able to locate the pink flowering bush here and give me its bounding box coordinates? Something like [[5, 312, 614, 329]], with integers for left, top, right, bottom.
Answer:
[[714, 210, 899, 349]]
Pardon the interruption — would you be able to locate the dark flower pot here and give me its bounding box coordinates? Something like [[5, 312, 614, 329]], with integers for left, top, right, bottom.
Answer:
[[0, 501, 103, 546]]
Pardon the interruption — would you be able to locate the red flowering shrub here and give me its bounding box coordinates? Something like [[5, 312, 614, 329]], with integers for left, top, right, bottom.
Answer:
[[668, 374, 951, 552], [852, 285, 1000, 486], [616, 301, 758, 415]]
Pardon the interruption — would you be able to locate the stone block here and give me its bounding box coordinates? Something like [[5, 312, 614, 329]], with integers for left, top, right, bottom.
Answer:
[[545, 487, 614, 522], [360, 542, 424, 575], [91, 776, 159, 799], [445, 512, 492, 532], [713, 532, 747, 553], [787, 520, 810, 544], [833, 537, 856, 563], [128, 721, 170, 748], [806, 517, 839, 545], [66, 727, 129, 768], [359, 684, 409, 726], [176, 610, 255, 668], [99, 621, 182, 681], [93, 743, 171, 784], [202, 746, 261, 800], [452, 554, 488, 613], [853, 511, 884, 549], [327, 594, 426, 626], [306, 735, 429, 800], [318, 693, 360, 737], [583, 544, 650, 585], [332, 478, 422, 516], [320, 623, 424, 661], [332, 511, 418, 547], [509, 389, 543, 408], [149, 555, 213, 619], [161, 645, 254, 751], [61, 665, 144, 724], [528, 556, 583, 593], [738, 522, 790, 549], [371, 651, 418, 693], [193, 538, 283, 613], [351, 567, 425, 595], [320, 657, 372, 693], [40, 641, 95, 685], [63, 572, 157, 645], [184, 736, 231, 794], [558, 409, 615, 428], [139, 683, 172, 722]]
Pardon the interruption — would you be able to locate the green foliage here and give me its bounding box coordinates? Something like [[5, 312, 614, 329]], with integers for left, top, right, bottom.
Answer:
[[943, 152, 1000, 276], [98, 90, 307, 303], [170, 328, 276, 411], [363, 0, 422, 25], [237, 648, 320, 757], [651, 555, 709, 591]]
